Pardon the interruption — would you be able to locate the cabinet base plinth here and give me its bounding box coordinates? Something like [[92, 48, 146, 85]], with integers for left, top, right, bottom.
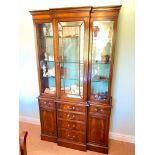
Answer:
[[41, 134, 57, 143], [87, 143, 108, 154], [58, 139, 87, 151]]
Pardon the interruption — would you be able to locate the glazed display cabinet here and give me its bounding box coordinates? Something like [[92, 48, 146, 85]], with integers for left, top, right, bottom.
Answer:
[[30, 6, 121, 154]]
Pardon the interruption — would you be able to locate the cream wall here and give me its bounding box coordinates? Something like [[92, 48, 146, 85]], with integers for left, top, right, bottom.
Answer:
[[19, 0, 135, 138]]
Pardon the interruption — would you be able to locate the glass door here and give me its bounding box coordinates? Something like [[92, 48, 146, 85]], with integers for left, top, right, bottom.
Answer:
[[36, 23, 56, 95], [90, 21, 114, 100], [58, 21, 85, 99]]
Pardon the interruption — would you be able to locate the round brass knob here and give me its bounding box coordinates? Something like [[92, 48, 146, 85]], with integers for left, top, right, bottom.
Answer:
[[95, 108, 98, 112]]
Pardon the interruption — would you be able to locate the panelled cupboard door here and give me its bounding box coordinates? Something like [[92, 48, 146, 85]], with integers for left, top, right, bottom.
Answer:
[[54, 18, 89, 101], [40, 109, 57, 136], [88, 115, 109, 146]]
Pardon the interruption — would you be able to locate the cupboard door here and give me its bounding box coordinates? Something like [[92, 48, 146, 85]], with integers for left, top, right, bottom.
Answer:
[[40, 109, 57, 136], [36, 22, 56, 95], [88, 115, 109, 145], [56, 20, 89, 100], [89, 20, 114, 101]]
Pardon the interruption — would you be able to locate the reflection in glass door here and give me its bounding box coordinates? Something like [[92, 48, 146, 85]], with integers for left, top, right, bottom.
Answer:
[[37, 23, 56, 95], [58, 21, 84, 98], [90, 21, 114, 100]]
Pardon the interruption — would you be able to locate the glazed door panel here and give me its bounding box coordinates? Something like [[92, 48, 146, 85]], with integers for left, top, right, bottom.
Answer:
[[55, 19, 89, 101], [88, 20, 114, 101], [36, 22, 56, 96], [40, 109, 57, 136], [88, 115, 108, 145]]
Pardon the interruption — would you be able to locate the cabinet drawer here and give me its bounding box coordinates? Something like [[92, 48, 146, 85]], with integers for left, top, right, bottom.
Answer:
[[39, 98, 55, 109], [57, 111, 85, 122], [57, 103, 85, 113], [58, 129, 85, 143], [89, 105, 111, 116], [58, 120, 85, 131]]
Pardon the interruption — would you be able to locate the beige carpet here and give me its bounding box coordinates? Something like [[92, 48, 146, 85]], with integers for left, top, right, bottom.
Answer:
[[19, 122, 135, 155]]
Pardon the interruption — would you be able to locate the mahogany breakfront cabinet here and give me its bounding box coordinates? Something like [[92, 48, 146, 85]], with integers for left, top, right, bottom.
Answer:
[[30, 6, 121, 154]]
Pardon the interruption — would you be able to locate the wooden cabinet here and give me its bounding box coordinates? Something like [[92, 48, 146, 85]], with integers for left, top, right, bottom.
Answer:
[[30, 6, 121, 153]]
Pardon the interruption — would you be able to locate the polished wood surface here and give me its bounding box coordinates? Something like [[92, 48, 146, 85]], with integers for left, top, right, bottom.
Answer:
[[38, 97, 57, 142], [30, 6, 121, 153]]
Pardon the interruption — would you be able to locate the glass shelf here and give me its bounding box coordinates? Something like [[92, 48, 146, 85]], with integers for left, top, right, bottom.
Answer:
[[92, 79, 108, 82], [61, 77, 83, 81], [63, 36, 79, 38], [59, 61, 83, 64], [43, 60, 55, 62], [40, 36, 53, 39], [41, 76, 55, 78], [92, 61, 110, 65]]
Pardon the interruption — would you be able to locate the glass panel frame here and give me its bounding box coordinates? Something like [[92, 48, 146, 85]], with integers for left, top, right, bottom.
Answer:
[[90, 21, 114, 101], [36, 22, 56, 95], [58, 20, 85, 99]]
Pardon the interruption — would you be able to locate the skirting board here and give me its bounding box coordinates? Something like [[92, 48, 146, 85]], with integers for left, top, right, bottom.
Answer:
[[109, 132, 135, 143], [20, 116, 40, 125], [19, 116, 135, 144]]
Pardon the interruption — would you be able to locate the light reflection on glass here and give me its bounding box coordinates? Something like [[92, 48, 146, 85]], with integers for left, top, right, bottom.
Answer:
[[91, 21, 114, 100]]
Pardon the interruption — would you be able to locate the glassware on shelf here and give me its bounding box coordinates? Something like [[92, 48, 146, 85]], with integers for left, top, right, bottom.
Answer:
[[48, 55, 54, 61], [43, 23, 52, 36], [94, 91, 108, 100], [101, 54, 110, 63], [42, 64, 47, 77], [44, 87, 56, 94], [70, 84, 79, 95], [47, 68, 55, 77], [92, 74, 108, 81], [93, 26, 100, 37]]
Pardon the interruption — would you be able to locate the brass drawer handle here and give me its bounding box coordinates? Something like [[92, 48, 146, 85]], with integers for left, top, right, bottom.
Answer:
[[94, 107, 103, 112], [67, 124, 76, 129], [68, 106, 76, 110], [67, 134, 76, 139], [100, 109, 103, 112], [94, 108, 98, 112], [67, 114, 75, 119]]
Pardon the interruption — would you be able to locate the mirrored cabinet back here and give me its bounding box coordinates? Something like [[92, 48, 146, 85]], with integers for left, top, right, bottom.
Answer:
[[30, 6, 121, 154]]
